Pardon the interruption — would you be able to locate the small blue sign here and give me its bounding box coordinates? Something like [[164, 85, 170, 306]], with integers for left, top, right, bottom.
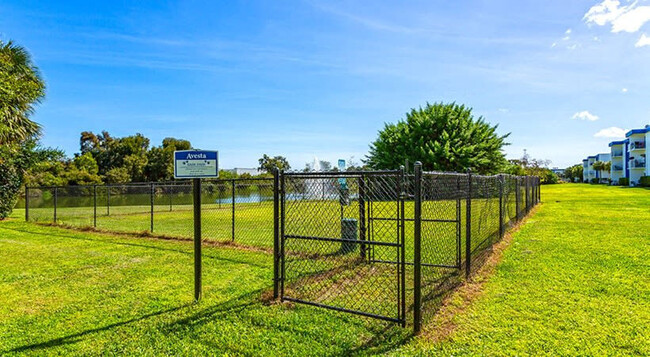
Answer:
[[174, 150, 219, 179], [338, 159, 347, 189]]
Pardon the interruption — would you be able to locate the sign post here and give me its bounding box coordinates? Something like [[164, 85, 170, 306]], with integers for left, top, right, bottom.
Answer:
[[174, 150, 219, 301]]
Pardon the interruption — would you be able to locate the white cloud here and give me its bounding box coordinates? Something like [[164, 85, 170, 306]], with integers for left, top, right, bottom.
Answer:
[[635, 33, 650, 46], [584, 0, 650, 33], [562, 35, 571, 41], [567, 44, 578, 50], [497, 108, 509, 113], [594, 126, 626, 138], [572, 111, 599, 121], [622, 87, 628, 93], [593, 36, 601, 41], [551, 42, 557, 48], [565, 28, 572, 35]]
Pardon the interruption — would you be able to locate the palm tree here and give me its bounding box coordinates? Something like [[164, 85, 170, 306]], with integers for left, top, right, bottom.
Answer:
[[0, 40, 45, 145]]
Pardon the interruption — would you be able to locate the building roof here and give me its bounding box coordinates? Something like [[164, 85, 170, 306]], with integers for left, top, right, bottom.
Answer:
[[587, 155, 597, 159], [608, 140, 627, 147], [625, 127, 649, 137]]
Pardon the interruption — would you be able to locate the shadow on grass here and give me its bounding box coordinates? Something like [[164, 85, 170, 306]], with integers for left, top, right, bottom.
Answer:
[[0, 226, 269, 268], [2, 304, 191, 354]]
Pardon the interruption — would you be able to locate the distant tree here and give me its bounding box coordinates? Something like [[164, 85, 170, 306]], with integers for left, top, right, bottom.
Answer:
[[145, 137, 191, 181], [365, 102, 510, 174], [563, 164, 584, 183], [592, 161, 610, 182], [73, 152, 99, 175], [258, 154, 291, 173], [505, 150, 558, 184], [319, 160, 332, 171], [104, 167, 130, 184]]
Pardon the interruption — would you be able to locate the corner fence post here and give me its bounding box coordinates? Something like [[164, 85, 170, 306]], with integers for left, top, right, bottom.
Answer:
[[498, 175, 504, 239], [93, 184, 97, 228], [193, 178, 202, 301], [465, 169, 472, 278], [413, 162, 423, 335], [150, 183, 155, 232], [280, 170, 286, 300], [358, 174, 366, 259], [232, 179, 236, 242], [273, 168, 280, 299], [25, 186, 29, 222], [54, 187, 58, 223]]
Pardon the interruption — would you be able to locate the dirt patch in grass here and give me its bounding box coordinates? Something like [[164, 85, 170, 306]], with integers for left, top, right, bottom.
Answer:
[[419, 205, 540, 342]]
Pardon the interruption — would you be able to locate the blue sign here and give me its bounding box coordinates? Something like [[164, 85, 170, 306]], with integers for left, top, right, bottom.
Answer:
[[174, 150, 219, 179], [338, 159, 347, 189]]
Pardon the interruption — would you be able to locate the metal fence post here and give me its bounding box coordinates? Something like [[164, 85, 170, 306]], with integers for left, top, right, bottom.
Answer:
[[273, 169, 280, 299], [399, 165, 406, 327], [24, 186, 29, 222], [498, 175, 504, 239], [150, 182, 154, 233], [280, 171, 286, 300], [54, 187, 58, 223], [358, 174, 366, 259], [231, 179, 236, 242], [456, 176, 461, 269], [413, 162, 422, 335], [193, 178, 202, 301], [169, 186, 173, 212], [515, 177, 521, 221], [93, 184, 97, 228], [525, 177, 530, 212], [465, 169, 472, 278], [107, 186, 110, 216]]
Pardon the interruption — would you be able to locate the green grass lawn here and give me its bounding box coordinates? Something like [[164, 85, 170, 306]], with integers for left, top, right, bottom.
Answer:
[[1, 184, 648, 355]]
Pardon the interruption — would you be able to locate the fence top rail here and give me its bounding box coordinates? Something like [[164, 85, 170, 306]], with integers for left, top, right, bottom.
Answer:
[[283, 170, 401, 177], [421, 171, 539, 181]]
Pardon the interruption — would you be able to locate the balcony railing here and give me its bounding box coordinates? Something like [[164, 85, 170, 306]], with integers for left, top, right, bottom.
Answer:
[[613, 165, 623, 171], [630, 160, 646, 168], [630, 141, 646, 150], [612, 151, 623, 157]]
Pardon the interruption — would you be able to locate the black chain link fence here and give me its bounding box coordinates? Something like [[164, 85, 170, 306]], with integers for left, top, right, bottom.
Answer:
[[274, 166, 540, 333], [23, 178, 275, 249], [23, 166, 540, 334]]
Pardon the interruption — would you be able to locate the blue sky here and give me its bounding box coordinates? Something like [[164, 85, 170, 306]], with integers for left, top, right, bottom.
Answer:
[[2, 0, 650, 169]]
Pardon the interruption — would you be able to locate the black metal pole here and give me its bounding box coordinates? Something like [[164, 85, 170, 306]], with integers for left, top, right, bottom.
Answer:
[[456, 176, 461, 269], [413, 162, 422, 335], [465, 170, 472, 278], [107, 186, 110, 216], [399, 165, 406, 327], [169, 186, 173, 212], [280, 171, 286, 300], [273, 169, 280, 299], [24, 186, 29, 222], [515, 178, 521, 221], [150, 183, 154, 232], [54, 187, 58, 223], [358, 175, 366, 259], [499, 175, 504, 239], [93, 184, 97, 228], [193, 178, 202, 301], [231, 179, 236, 242]]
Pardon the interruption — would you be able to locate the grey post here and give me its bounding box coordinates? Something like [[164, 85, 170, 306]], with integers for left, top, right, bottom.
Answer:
[[358, 174, 366, 259], [413, 162, 423, 334], [515, 178, 521, 221], [107, 186, 110, 216], [193, 178, 202, 301]]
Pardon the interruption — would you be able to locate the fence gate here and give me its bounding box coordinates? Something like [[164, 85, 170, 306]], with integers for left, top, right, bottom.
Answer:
[[277, 170, 406, 324]]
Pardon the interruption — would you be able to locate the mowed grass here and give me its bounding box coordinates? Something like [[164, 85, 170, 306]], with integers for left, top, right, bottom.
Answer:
[[0, 219, 411, 356], [3, 184, 647, 355], [397, 184, 650, 356]]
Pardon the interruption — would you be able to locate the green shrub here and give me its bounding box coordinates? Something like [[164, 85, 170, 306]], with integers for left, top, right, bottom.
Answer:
[[590, 178, 599, 184], [640, 176, 650, 187], [619, 177, 630, 186]]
